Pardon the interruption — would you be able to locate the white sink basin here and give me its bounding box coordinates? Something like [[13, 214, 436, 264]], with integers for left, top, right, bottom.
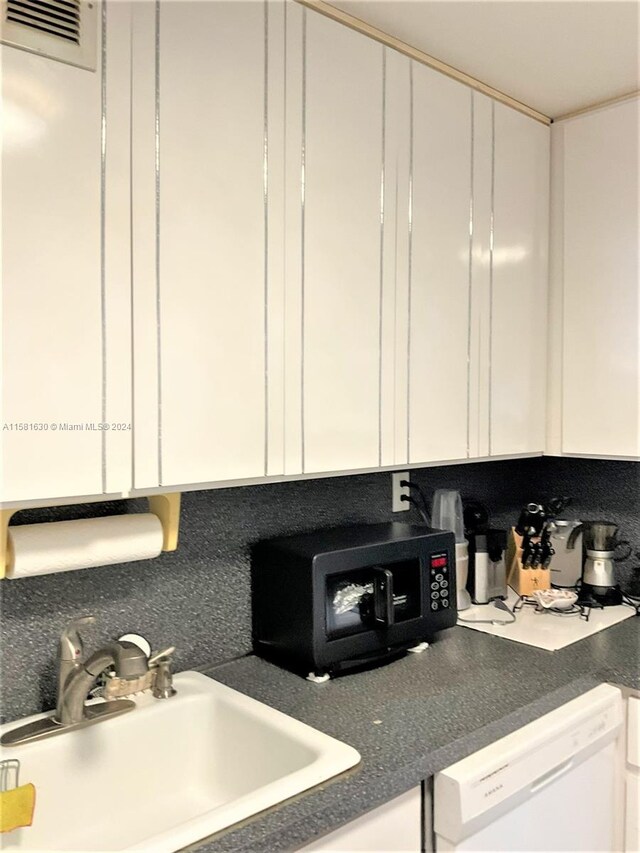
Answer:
[[0, 671, 360, 852]]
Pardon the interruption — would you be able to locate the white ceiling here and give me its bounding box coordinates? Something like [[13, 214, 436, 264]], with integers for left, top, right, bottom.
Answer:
[[330, 0, 640, 118]]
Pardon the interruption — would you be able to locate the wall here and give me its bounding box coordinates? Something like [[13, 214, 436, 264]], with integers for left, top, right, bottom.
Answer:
[[1, 457, 638, 723]]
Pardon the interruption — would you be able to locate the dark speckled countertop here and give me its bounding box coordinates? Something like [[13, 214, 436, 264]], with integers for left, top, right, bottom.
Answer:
[[187, 618, 639, 853]]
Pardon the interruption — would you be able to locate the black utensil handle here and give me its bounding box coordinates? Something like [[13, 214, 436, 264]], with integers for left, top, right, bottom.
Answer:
[[547, 496, 572, 516]]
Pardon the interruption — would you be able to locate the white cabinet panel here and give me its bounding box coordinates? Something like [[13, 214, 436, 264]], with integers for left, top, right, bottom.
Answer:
[[301, 787, 422, 851], [627, 696, 640, 852], [282, 1, 305, 477], [545, 121, 566, 457], [408, 65, 473, 463], [301, 11, 384, 474], [103, 1, 134, 494], [1, 5, 132, 503], [146, 0, 268, 487], [627, 770, 640, 852], [469, 94, 494, 460], [265, 0, 287, 478], [561, 99, 640, 458], [629, 696, 640, 767], [380, 49, 411, 468], [1, 46, 102, 502], [131, 0, 160, 491], [490, 105, 549, 456]]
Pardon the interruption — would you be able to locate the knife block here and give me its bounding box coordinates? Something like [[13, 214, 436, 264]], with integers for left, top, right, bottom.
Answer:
[[506, 529, 551, 596]]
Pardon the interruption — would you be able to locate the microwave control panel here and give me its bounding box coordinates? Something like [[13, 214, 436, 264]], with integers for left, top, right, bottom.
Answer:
[[429, 552, 451, 611]]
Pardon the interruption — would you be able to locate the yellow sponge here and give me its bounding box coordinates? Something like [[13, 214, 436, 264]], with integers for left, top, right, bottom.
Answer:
[[0, 783, 36, 833]]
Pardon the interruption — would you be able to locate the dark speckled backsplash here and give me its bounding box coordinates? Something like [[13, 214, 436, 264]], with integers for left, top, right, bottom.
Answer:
[[1, 457, 638, 723]]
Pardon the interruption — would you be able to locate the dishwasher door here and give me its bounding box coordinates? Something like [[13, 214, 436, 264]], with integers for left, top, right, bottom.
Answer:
[[434, 684, 624, 852]]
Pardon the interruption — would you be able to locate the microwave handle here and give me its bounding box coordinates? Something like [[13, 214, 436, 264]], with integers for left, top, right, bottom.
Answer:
[[373, 567, 395, 627]]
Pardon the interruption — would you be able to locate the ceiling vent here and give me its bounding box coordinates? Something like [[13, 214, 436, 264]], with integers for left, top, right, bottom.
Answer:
[[1, 0, 97, 71]]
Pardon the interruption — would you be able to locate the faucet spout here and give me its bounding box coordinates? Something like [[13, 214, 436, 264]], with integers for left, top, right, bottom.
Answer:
[[88, 640, 149, 680]]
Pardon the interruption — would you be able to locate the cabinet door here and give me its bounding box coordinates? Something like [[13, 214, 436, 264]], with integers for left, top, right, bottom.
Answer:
[[301, 787, 422, 851], [629, 696, 640, 767], [490, 105, 549, 456], [561, 100, 640, 458], [408, 65, 473, 464], [133, 0, 269, 489], [380, 49, 412, 468], [300, 11, 385, 474], [1, 5, 132, 503], [626, 769, 640, 852]]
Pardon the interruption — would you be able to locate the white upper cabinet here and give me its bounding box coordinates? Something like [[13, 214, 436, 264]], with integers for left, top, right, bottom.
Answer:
[[297, 10, 385, 474], [405, 77, 549, 466], [132, 0, 270, 489], [380, 49, 412, 468], [489, 103, 550, 456], [469, 93, 494, 459], [1, 2, 559, 504], [408, 65, 473, 464], [1, 3, 132, 503], [550, 98, 640, 459]]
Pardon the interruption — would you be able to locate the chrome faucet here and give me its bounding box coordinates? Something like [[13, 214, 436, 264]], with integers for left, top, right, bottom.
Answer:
[[56, 615, 96, 721], [1, 617, 150, 748], [56, 621, 149, 725]]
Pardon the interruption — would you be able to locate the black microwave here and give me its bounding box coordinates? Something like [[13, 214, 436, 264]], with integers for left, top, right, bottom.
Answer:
[[251, 522, 457, 680]]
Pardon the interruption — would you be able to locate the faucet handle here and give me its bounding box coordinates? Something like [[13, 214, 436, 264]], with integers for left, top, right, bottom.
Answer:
[[148, 646, 175, 667], [151, 648, 177, 700], [59, 615, 96, 663]]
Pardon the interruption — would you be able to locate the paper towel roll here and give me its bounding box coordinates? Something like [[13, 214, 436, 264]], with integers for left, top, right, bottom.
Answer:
[[7, 513, 164, 579]]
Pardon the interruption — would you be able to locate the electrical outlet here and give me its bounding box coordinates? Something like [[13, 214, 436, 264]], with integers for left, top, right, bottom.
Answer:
[[392, 472, 410, 512]]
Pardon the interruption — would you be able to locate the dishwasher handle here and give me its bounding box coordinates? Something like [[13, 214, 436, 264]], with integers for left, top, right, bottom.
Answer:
[[529, 757, 574, 794]]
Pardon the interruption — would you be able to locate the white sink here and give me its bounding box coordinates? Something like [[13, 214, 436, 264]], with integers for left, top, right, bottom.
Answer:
[[0, 671, 360, 852]]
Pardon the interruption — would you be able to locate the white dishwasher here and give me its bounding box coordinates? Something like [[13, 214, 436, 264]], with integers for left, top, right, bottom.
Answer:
[[434, 684, 625, 852]]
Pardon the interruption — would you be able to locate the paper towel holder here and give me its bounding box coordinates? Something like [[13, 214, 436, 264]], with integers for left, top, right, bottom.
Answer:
[[0, 493, 181, 579], [146, 493, 181, 551]]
